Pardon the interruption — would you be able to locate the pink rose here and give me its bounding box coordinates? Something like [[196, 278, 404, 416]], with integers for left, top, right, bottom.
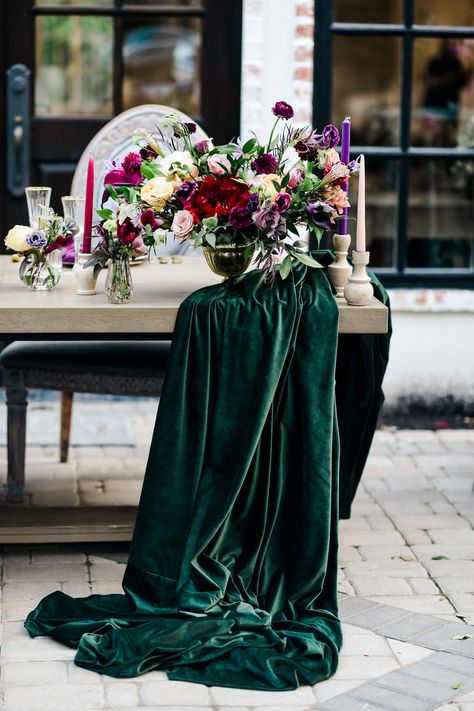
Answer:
[[207, 154, 231, 176], [288, 167, 305, 188], [171, 210, 194, 238], [131, 236, 148, 256]]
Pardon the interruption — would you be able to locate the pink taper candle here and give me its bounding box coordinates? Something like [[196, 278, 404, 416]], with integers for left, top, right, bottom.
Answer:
[[82, 154, 94, 253], [356, 154, 366, 252], [339, 117, 351, 235]]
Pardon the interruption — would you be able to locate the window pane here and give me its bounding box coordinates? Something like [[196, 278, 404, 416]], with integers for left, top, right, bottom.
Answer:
[[332, 36, 402, 146], [334, 0, 402, 23], [407, 158, 474, 268], [411, 38, 474, 147], [350, 158, 398, 268], [36, 0, 113, 6], [124, 1, 202, 5], [415, 0, 474, 25], [35, 16, 113, 116], [122, 17, 201, 116]]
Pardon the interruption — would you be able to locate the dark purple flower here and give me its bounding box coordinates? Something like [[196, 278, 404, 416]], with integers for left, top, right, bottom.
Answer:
[[229, 205, 254, 229], [348, 159, 360, 175], [140, 145, 158, 161], [175, 179, 198, 204], [117, 217, 138, 245], [26, 230, 48, 248], [272, 101, 294, 120], [315, 124, 340, 149], [122, 151, 142, 175], [251, 153, 278, 175], [247, 193, 259, 211], [295, 140, 318, 162], [194, 139, 211, 154], [185, 122, 197, 134], [307, 202, 333, 231], [274, 193, 291, 213]]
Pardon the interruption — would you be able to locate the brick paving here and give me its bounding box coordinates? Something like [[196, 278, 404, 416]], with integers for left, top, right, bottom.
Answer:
[[0, 400, 473, 710]]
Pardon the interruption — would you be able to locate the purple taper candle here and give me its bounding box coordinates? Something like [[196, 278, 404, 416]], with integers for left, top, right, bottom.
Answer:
[[340, 116, 351, 235]]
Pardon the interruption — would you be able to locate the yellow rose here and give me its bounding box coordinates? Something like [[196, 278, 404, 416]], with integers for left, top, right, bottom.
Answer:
[[258, 173, 283, 199], [140, 177, 174, 209], [4, 225, 31, 252]]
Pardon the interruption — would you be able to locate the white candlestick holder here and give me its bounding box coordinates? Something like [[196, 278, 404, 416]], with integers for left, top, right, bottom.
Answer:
[[328, 233, 352, 299], [344, 250, 374, 306], [75, 252, 98, 295]]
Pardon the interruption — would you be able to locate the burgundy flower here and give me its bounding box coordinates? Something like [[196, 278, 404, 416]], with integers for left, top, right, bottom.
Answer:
[[315, 124, 340, 149], [140, 145, 158, 161], [294, 140, 318, 162], [183, 176, 250, 222], [117, 217, 138, 245], [251, 153, 278, 175], [44, 233, 73, 253], [122, 152, 142, 174], [185, 122, 197, 134], [104, 164, 142, 187], [229, 205, 254, 229], [140, 208, 162, 231], [274, 193, 291, 213], [272, 101, 294, 120]]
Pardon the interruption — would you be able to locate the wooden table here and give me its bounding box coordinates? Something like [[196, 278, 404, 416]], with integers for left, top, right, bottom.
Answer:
[[0, 256, 388, 543]]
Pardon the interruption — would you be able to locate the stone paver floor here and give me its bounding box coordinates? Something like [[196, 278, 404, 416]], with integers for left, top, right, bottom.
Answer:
[[0, 400, 473, 710]]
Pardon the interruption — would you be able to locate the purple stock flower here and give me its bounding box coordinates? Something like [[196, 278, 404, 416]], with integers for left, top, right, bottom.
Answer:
[[26, 230, 48, 248], [272, 101, 294, 120], [251, 153, 278, 175], [175, 180, 198, 204], [315, 124, 340, 149], [274, 193, 291, 213]]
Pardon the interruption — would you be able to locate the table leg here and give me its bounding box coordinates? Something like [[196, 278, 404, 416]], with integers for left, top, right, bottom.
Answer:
[[4, 368, 27, 503]]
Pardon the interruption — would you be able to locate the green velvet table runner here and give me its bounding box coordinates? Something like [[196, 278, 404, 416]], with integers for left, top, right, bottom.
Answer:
[[25, 261, 390, 690]]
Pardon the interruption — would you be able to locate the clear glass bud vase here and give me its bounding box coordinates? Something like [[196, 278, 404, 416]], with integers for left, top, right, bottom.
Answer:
[[105, 257, 133, 304], [19, 252, 61, 291]]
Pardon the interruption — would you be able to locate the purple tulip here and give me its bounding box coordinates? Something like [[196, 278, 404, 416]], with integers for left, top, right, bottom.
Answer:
[[272, 101, 294, 120]]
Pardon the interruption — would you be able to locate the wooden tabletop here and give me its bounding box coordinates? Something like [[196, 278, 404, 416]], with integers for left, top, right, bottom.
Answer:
[[0, 256, 388, 335]]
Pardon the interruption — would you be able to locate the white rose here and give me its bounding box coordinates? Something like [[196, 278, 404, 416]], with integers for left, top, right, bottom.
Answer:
[[5, 225, 31, 252], [160, 150, 198, 179], [141, 178, 174, 208]]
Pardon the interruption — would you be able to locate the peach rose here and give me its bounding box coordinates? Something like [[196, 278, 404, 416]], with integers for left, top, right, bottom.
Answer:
[[140, 177, 174, 209], [171, 210, 194, 239], [258, 173, 283, 199]]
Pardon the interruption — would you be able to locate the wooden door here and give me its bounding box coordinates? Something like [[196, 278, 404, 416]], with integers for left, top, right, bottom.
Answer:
[[0, 0, 242, 240]]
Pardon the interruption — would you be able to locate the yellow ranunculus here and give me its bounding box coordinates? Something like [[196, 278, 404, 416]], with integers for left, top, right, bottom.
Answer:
[[258, 173, 283, 199], [4, 225, 31, 253], [140, 177, 174, 209]]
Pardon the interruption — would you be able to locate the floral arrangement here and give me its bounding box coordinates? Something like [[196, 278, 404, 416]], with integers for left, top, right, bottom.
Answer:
[[5, 210, 78, 289], [91, 100, 358, 280]]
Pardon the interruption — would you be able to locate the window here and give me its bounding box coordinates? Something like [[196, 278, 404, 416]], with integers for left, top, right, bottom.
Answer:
[[314, 0, 474, 286]]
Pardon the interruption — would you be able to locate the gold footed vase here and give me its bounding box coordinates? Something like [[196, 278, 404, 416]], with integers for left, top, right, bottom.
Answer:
[[203, 244, 253, 279]]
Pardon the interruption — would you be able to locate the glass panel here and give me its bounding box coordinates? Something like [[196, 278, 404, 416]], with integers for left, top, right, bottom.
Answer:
[[35, 16, 113, 116], [334, 0, 402, 23], [411, 38, 474, 147], [415, 0, 474, 25], [36, 0, 113, 6], [332, 36, 402, 146], [407, 158, 474, 268], [122, 16, 201, 115], [350, 158, 398, 268]]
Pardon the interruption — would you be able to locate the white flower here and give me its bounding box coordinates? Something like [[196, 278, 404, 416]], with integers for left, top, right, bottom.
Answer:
[[160, 151, 198, 179], [118, 203, 140, 225], [153, 228, 168, 245], [4, 225, 31, 252]]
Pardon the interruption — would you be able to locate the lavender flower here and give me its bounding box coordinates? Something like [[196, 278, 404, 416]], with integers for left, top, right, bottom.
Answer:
[[26, 230, 48, 248], [251, 153, 278, 175], [272, 101, 294, 120], [315, 124, 340, 149]]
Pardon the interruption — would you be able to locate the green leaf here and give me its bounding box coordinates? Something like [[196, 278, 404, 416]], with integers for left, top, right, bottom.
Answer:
[[242, 137, 257, 153], [244, 244, 256, 260], [293, 251, 323, 268], [279, 255, 292, 280], [95, 209, 112, 220], [106, 184, 119, 201], [286, 222, 299, 236], [431, 555, 449, 560], [141, 162, 155, 179], [205, 233, 216, 248], [271, 180, 281, 193], [451, 681, 464, 690], [203, 215, 218, 230]]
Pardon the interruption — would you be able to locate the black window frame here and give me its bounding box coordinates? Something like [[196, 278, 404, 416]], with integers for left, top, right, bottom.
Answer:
[[313, 0, 474, 288]]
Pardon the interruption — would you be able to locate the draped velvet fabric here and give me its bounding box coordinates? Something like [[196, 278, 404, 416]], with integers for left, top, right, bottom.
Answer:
[[25, 261, 390, 690]]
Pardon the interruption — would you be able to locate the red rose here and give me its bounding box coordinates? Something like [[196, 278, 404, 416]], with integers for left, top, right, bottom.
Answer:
[[183, 176, 250, 223]]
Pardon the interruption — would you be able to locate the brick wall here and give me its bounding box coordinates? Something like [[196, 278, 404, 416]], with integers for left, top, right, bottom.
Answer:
[[241, 0, 314, 138]]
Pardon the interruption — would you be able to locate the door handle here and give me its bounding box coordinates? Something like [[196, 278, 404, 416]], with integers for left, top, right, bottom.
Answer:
[[6, 64, 31, 197]]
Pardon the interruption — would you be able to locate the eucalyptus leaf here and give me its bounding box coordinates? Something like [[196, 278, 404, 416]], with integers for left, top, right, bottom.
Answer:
[[294, 252, 323, 268], [279, 255, 292, 280], [205, 233, 216, 248]]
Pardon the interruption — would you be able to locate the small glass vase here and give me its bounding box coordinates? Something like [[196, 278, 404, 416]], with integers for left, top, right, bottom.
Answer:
[[202, 244, 253, 279], [19, 253, 61, 291], [105, 257, 133, 304]]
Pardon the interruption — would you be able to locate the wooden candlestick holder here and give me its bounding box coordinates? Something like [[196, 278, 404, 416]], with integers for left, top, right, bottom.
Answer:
[[328, 234, 352, 299], [344, 250, 374, 306], [75, 252, 98, 295]]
